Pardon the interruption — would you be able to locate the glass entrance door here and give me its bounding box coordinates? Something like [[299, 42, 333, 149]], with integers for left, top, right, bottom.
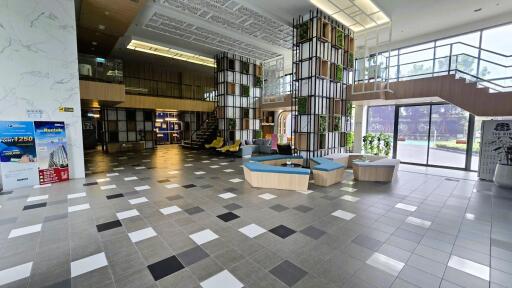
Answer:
[[396, 105, 431, 164]]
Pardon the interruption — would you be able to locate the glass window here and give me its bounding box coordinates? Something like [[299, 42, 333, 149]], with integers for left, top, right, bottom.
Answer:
[[428, 104, 469, 168], [396, 105, 430, 164], [367, 105, 395, 154]]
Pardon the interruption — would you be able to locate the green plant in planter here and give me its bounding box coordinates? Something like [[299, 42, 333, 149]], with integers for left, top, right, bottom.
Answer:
[[348, 52, 354, 69], [319, 115, 327, 134], [362, 133, 377, 155], [336, 64, 343, 81], [241, 85, 250, 97], [297, 97, 308, 114], [296, 22, 311, 42], [255, 76, 263, 87], [336, 29, 344, 48], [346, 101, 353, 118], [382, 134, 392, 157], [376, 133, 384, 155], [254, 130, 262, 139], [346, 131, 354, 152], [241, 62, 250, 74], [228, 118, 236, 130], [333, 115, 341, 132]]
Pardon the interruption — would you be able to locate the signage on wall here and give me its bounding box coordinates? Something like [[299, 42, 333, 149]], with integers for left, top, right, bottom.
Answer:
[[58, 106, 74, 112], [0, 121, 39, 190], [34, 121, 69, 185], [478, 120, 512, 180]]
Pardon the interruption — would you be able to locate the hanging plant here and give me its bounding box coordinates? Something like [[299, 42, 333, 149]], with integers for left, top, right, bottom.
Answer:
[[242, 85, 250, 97], [254, 130, 262, 139], [346, 131, 354, 152], [297, 97, 308, 114], [333, 115, 341, 132], [336, 29, 344, 48], [296, 21, 311, 42], [319, 115, 327, 134], [348, 52, 354, 69], [336, 64, 343, 81], [255, 76, 263, 87], [228, 118, 236, 130]]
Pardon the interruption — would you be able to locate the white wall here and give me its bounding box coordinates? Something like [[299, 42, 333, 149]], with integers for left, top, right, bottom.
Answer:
[[0, 0, 85, 179]]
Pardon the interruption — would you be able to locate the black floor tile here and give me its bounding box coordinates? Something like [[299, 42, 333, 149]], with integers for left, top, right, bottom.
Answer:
[[157, 179, 170, 183], [269, 225, 296, 239], [147, 255, 184, 281], [166, 195, 184, 201], [106, 193, 124, 200], [270, 260, 307, 287], [0, 191, 13, 195], [96, 220, 123, 232], [184, 206, 204, 215], [83, 182, 98, 186], [217, 212, 240, 222], [23, 202, 47, 210], [223, 203, 242, 211], [182, 184, 196, 189]]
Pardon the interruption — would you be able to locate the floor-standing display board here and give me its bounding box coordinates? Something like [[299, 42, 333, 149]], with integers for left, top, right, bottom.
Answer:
[[478, 120, 512, 180], [0, 121, 69, 190], [34, 121, 69, 185], [0, 121, 39, 190]]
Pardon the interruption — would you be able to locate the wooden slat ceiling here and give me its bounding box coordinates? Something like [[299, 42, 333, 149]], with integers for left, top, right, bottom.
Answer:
[[77, 0, 146, 56]]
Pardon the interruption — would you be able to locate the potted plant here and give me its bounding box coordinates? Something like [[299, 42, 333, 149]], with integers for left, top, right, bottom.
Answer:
[[296, 21, 311, 42], [255, 76, 263, 88], [346, 131, 354, 152], [333, 115, 341, 132], [297, 97, 308, 114], [241, 85, 250, 97], [382, 134, 392, 157], [228, 118, 236, 130], [493, 138, 512, 188], [319, 115, 327, 134]]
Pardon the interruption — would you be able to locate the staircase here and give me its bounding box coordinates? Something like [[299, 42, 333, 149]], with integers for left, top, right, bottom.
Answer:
[[348, 74, 512, 116], [182, 114, 218, 149]]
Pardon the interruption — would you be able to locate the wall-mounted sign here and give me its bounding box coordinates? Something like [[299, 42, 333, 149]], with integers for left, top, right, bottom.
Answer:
[[478, 120, 512, 180], [58, 106, 74, 112], [34, 121, 69, 185]]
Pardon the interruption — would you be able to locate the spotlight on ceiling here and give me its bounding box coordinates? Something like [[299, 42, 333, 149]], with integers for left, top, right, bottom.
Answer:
[[310, 0, 390, 32], [127, 40, 216, 67]]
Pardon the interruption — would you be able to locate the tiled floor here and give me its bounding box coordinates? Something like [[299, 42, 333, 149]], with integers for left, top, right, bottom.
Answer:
[[0, 145, 511, 288]]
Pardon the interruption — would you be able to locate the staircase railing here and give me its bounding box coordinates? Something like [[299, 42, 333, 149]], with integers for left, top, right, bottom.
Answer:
[[187, 113, 216, 144], [354, 41, 512, 92]]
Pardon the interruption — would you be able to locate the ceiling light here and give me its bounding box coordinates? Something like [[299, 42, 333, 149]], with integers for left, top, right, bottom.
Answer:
[[98, 24, 106, 30], [92, 41, 97, 45], [310, 0, 390, 32], [104, 11, 110, 15], [127, 40, 216, 67]]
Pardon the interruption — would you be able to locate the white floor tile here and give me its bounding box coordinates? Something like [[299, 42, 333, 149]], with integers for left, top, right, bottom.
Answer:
[[124, 177, 138, 181], [70, 252, 108, 278], [189, 229, 219, 245], [106, 173, 119, 176], [395, 203, 417, 211], [448, 255, 490, 281], [96, 178, 110, 183], [238, 224, 266, 238], [220, 163, 228, 165], [168, 171, 179, 174], [160, 206, 182, 215], [297, 189, 314, 195], [200, 270, 243, 288], [142, 159, 151, 162], [118, 156, 128, 160], [194, 171, 206, 175], [186, 158, 194, 161], [223, 169, 234, 172], [366, 252, 405, 276], [68, 203, 90, 213], [201, 160, 210, 163], [100, 184, 116, 190], [134, 166, 146, 170], [113, 167, 125, 171], [340, 195, 359, 202], [8, 224, 42, 238], [0, 262, 33, 286], [134, 185, 151, 191], [210, 165, 220, 168], [218, 192, 237, 199], [258, 193, 276, 200], [465, 213, 475, 220], [33, 184, 51, 189], [67, 192, 86, 199], [331, 209, 356, 220], [27, 195, 48, 202], [128, 227, 157, 243], [342, 180, 355, 185], [340, 187, 357, 193], [128, 197, 148, 205], [116, 209, 139, 220], [165, 184, 181, 189], [184, 164, 193, 167], [229, 178, 243, 183], [405, 216, 431, 228]]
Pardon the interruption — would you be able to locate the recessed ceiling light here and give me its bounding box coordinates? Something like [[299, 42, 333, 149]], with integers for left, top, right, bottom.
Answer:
[[92, 41, 97, 45], [98, 24, 106, 30], [104, 11, 110, 15], [310, 0, 390, 32], [127, 40, 216, 67]]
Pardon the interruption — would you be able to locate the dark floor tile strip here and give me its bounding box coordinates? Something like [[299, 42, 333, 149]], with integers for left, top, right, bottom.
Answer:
[[96, 220, 123, 232], [23, 202, 47, 210], [147, 255, 184, 281]]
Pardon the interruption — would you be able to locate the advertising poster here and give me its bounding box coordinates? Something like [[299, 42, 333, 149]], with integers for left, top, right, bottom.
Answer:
[[34, 121, 69, 185], [478, 120, 512, 180], [0, 121, 39, 190]]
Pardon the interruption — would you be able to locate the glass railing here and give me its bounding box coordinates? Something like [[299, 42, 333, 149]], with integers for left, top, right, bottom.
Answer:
[[124, 76, 213, 101], [354, 41, 512, 92], [78, 54, 123, 84]]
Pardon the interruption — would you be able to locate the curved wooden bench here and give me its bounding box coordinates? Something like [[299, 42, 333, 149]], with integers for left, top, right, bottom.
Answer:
[[310, 157, 345, 187], [352, 159, 400, 182], [243, 161, 310, 191]]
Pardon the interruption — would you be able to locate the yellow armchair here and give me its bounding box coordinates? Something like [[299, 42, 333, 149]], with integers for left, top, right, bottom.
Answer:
[[217, 140, 241, 153], [205, 137, 224, 149]]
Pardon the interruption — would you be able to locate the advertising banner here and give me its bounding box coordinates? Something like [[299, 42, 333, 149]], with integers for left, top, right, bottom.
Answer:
[[0, 121, 39, 190], [34, 121, 69, 185], [478, 120, 512, 180]]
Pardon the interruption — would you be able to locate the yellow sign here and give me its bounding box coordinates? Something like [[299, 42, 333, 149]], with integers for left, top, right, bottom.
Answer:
[[58, 107, 74, 112]]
